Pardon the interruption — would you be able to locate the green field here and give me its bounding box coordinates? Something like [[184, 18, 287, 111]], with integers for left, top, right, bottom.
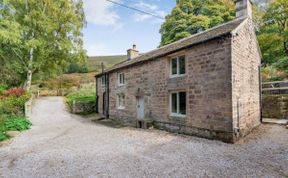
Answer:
[[87, 55, 127, 73]]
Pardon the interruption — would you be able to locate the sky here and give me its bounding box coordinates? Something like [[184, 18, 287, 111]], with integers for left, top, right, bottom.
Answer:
[[82, 0, 266, 57], [82, 0, 176, 56]]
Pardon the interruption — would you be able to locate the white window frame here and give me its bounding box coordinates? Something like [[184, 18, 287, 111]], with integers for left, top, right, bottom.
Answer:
[[170, 56, 186, 78], [170, 91, 187, 117], [118, 72, 125, 86], [117, 94, 125, 110]]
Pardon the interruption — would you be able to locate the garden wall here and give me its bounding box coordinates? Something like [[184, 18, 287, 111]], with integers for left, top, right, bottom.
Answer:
[[262, 95, 288, 119], [72, 101, 96, 114]]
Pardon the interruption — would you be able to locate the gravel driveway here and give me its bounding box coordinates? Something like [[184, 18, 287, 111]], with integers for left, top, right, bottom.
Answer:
[[0, 97, 287, 178]]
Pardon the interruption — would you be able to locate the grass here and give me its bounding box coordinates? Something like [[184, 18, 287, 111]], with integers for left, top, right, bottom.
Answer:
[[87, 55, 127, 72], [65, 84, 96, 110], [66, 95, 96, 109]]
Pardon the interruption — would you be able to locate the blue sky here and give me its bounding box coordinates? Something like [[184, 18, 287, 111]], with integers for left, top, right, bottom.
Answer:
[[83, 0, 176, 56]]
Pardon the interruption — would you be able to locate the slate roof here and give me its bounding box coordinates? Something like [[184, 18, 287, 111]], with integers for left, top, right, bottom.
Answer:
[[95, 17, 247, 77]]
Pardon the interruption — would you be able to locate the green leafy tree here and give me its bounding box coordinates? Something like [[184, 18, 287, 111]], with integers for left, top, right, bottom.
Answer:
[[0, 0, 86, 90], [159, 0, 235, 46], [256, 0, 287, 73]]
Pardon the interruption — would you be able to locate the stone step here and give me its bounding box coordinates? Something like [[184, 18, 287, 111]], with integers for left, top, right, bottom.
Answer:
[[262, 118, 288, 125]]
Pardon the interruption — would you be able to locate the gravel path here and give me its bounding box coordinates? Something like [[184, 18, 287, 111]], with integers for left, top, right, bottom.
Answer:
[[0, 97, 287, 178]]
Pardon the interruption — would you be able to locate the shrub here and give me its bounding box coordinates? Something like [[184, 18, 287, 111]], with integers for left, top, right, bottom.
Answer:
[[0, 84, 8, 94], [3, 87, 25, 97], [4, 116, 32, 131], [67, 63, 88, 73], [0, 132, 9, 142], [0, 93, 31, 115]]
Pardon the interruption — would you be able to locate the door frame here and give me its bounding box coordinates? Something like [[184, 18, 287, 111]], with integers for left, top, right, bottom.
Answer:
[[136, 97, 145, 119]]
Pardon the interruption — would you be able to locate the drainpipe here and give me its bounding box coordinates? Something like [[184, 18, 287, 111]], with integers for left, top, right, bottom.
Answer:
[[259, 65, 263, 123], [95, 76, 98, 113]]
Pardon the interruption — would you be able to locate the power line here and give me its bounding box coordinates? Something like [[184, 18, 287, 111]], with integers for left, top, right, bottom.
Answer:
[[106, 0, 165, 20]]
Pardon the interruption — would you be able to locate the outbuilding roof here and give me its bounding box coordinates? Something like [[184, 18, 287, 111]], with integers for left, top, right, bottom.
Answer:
[[95, 17, 247, 77]]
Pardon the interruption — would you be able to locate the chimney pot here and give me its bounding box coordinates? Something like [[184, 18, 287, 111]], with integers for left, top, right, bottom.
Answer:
[[127, 45, 139, 61]]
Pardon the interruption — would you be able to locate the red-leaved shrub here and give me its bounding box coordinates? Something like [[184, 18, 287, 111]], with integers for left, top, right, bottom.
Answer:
[[4, 88, 25, 97]]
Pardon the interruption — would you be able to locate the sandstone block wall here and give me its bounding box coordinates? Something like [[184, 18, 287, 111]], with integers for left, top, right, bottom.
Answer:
[[96, 19, 261, 143], [98, 37, 235, 142], [262, 95, 288, 119], [231, 19, 261, 140], [72, 100, 96, 114]]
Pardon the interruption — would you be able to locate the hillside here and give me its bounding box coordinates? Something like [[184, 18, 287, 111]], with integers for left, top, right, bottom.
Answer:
[[87, 55, 127, 73]]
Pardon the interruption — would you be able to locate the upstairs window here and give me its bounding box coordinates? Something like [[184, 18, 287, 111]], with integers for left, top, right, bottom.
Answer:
[[171, 56, 185, 77], [117, 94, 125, 109], [171, 91, 186, 117], [118, 73, 125, 86]]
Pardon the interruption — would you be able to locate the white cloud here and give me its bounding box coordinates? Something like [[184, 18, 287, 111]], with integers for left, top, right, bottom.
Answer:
[[134, 1, 158, 11], [83, 0, 122, 28], [132, 1, 166, 23]]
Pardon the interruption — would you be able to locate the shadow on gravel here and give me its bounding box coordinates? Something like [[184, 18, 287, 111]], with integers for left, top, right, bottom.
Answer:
[[92, 119, 126, 128]]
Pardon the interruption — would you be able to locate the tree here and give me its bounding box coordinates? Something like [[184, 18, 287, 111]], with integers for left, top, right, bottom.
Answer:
[[264, 0, 288, 56], [0, 0, 86, 90], [256, 0, 287, 69], [159, 0, 235, 46]]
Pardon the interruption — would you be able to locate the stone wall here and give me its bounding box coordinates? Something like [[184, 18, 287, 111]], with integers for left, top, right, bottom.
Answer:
[[96, 19, 261, 143], [231, 19, 261, 140], [97, 36, 235, 142], [72, 101, 96, 114], [25, 97, 34, 118], [262, 95, 288, 119]]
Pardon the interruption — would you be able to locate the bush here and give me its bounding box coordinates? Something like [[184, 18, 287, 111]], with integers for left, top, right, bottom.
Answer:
[[67, 63, 88, 73], [0, 93, 31, 115], [4, 116, 32, 131], [3, 87, 25, 97], [0, 84, 8, 94], [0, 132, 9, 142]]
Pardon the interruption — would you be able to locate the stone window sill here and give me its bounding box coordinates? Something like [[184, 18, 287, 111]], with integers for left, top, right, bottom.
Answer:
[[170, 113, 186, 119]]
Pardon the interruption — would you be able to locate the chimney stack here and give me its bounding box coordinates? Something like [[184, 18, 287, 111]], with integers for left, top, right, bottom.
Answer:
[[235, 0, 253, 18], [127, 44, 139, 61]]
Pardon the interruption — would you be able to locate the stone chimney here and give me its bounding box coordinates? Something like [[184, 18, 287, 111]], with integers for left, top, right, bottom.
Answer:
[[127, 44, 139, 61], [235, 0, 253, 18]]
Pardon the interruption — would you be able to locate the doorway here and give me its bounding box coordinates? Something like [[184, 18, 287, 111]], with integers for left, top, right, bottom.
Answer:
[[137, 97, 145, 119], [103, 92, 106, 115]]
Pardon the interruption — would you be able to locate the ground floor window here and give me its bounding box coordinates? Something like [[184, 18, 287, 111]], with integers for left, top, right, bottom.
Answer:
[[117, 94, 125, 109], [170, 91, 186, 116]]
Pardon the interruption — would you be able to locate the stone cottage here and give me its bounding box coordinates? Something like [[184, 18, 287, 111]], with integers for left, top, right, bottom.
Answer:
[[95, 0, 262, 143]]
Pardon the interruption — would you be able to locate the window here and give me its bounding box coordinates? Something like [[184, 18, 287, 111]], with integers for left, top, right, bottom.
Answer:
[[118, 73, 125, 86], [117, 94, 125, 109], [170, 92, 186, 116], [171, 56, 185, 76], [101, 76, 105, 86]]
